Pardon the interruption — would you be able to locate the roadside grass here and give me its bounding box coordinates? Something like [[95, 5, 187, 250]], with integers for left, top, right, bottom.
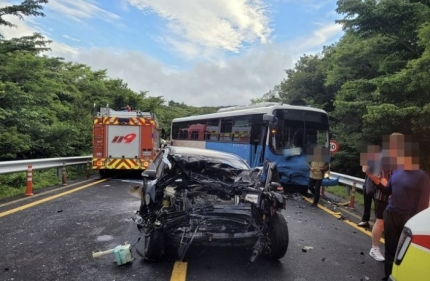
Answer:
[[0, 165, 97, 200], [324, 185, 365, 206]]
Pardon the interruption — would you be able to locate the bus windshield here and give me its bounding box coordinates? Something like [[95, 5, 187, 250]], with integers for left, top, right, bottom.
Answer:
[[269, 109, 329, 154]]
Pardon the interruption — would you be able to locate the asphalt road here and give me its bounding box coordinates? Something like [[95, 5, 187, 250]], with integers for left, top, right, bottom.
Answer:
[[0, 177, 385, 281]]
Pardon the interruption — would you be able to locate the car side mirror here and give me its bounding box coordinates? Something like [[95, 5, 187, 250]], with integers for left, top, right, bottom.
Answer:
[[142, 166, 156, 179], [270, 182, 283, 191], [142, 169, 157, 179]]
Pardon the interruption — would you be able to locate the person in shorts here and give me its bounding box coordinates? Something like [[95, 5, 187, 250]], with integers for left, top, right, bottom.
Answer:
[[367, 133, 430, 280], [366, 151, 393, 262]]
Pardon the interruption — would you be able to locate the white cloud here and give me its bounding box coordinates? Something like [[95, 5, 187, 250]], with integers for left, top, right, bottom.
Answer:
[[286, 22, 343, 58], [0, 14, 79, 56], [45, 0, 120, 23], [63, 34, 80, 42], [71, 45, 292, 107], [279, 0, 332, 10], [126, 0, 272, 55]]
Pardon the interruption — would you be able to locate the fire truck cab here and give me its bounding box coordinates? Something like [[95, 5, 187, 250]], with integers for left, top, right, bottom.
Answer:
[[92, 106, 161, 177]]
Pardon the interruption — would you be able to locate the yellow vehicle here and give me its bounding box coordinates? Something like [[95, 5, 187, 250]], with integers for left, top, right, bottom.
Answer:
[[390, 207, 430, 281]]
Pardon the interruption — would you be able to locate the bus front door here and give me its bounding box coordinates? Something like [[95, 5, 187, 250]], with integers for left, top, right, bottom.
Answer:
[[251, 125, 267, 167]]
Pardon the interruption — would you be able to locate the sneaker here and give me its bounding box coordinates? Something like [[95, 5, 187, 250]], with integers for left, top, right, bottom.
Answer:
[[357, 221, 370, 227], [369, 247, 385, 262]]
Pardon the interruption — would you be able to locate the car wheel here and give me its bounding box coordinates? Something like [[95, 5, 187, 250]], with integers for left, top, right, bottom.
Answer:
[[144, 229, 165, 261], [267, 213, 289, 260]]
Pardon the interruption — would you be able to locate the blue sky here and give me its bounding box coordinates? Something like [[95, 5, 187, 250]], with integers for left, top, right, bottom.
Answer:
[[0, 0, 344, 106]]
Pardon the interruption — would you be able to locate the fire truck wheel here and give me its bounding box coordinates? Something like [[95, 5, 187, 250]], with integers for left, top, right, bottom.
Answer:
[[99, 170, 111, 178]]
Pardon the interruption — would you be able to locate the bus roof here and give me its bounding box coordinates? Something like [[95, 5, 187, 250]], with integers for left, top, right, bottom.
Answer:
[[172, 103, 327, 123]]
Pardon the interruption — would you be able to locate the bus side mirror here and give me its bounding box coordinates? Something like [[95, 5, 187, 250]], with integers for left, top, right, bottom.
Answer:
[[263, 114, 278, 128], [263, 114, 274, 122]]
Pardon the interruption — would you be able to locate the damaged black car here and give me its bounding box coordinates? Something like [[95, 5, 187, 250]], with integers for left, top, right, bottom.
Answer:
[[132, 146, 289, 262]]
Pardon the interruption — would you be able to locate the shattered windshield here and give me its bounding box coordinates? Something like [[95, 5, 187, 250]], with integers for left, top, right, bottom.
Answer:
[[269, 109, 329, 154]]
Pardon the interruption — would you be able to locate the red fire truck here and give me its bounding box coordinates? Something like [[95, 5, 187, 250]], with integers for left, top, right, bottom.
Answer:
[[92, 106, 161, 177]]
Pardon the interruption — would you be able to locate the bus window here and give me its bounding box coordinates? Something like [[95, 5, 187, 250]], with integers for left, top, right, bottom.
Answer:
[[220, 119, 233, 141], [232, 118, 251, 143], [188, 123, 206, 140], [178, 128, 188, 140], [204, 130, 211, 140], [205, 119, 220, 141], [190, 131, 199, 140], [306, 129, 328, 148]]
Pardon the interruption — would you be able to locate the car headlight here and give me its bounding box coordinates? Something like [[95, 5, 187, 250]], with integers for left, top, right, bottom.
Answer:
[[394, 227, 412, 265]]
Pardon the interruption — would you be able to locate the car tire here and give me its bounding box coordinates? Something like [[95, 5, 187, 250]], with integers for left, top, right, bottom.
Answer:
[[144, 229, 165, 261], [267, 213, 289, 260]]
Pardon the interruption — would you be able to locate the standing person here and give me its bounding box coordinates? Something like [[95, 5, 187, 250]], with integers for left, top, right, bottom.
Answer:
[[307, 146, 329, 207], [367, 166, 392, 262], [357, 165, 372, 227], [367, 133, 430, 280], [357, 145, 381, 228]]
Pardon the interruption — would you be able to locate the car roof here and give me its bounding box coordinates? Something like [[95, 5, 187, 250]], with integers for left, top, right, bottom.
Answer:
[[167, 146, 244, 160], [405, 207, 430, 235]]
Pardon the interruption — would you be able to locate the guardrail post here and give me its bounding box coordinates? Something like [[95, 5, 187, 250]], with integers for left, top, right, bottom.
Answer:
[[345, 185, 351, 197], [25, 165, 34, 196], [86, 160, 91, 179], [348, 182, 356, 210], [62, 162, 67, 186]]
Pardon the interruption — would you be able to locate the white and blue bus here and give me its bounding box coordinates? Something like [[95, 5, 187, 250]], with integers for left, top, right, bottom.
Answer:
[[170, 102, 338, 193]]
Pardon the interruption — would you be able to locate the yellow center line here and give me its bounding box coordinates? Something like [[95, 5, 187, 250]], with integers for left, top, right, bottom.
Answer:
[[302, 197, 385, 244], [0, 179, 107, 218], [0, 178, 98, 208], [170, 261, 188, 281]]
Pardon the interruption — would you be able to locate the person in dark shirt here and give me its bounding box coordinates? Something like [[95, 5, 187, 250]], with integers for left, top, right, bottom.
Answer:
[[357, 165, 372, 228], [359, 145, 392, 261], [366, 133, 430, 280], [358, 145, 383, 228]]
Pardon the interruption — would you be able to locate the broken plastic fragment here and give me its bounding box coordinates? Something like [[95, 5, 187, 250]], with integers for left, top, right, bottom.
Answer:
[[302, 246, 313, 252]]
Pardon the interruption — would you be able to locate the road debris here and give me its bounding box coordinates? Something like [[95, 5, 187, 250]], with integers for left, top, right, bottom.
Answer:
[[92, 242, 133, 265], [302, 246, 314, 252]]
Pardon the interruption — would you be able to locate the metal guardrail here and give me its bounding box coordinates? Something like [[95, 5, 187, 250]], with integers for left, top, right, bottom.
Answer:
[[330, 172, 365, 190], [0, 156, 92, 175], [0, 157, 365, 190]]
